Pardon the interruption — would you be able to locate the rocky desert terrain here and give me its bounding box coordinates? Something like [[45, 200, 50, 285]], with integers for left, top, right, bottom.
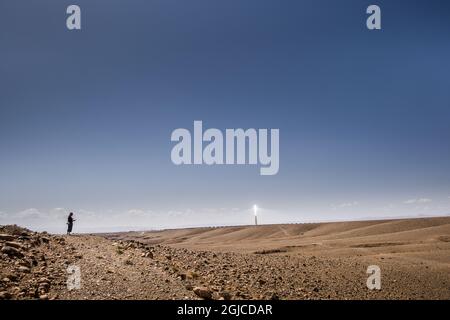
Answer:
[[1, 217, 449, 300]]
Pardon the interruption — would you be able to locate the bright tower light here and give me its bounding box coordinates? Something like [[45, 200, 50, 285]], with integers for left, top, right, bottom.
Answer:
[[253, 205, 258, 226]]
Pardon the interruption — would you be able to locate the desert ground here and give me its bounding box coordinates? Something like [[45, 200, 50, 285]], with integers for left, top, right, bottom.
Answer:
[[1, 217, 449, 300]]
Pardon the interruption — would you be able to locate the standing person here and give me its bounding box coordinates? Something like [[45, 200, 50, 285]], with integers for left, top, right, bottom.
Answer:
[[67, 212, 76, 235]]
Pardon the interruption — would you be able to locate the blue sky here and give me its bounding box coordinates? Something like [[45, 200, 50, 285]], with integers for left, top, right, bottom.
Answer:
[[1, 0, 449, 232]]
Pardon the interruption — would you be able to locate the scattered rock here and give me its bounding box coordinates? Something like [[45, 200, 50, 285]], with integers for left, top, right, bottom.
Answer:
[[270, 293, 280, 300], [219, 291, 232, 300], [0, 234, 16, 241], [143, 251, 153, 258], [41, 237, 50, 244], [4, 241, 23, 249], [193, 286, 212, 299], [1, 246, 23, 258], [18, 266, 31, 273]]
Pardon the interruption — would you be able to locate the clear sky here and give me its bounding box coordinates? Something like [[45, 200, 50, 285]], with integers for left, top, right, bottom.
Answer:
[[1, 0, 449, 233]]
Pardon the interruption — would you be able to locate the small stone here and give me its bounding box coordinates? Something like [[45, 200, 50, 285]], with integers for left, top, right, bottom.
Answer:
[[39, 282, 50, 291], [270, 293, 280, 300], [193, 286, 212, 300], [41, 237, 50, 244], [19, 260, 32, 268], [1, 246, 23, 258], [4, 241, 23, 249], [18, 266, 31, 273], [0, 291, 12, 299], [5, 274, 18, 282], [186, 270, 199, 279], [39, 294, 49, 300], [0, 234, 16, 241], [220, 291, 232, 300]]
